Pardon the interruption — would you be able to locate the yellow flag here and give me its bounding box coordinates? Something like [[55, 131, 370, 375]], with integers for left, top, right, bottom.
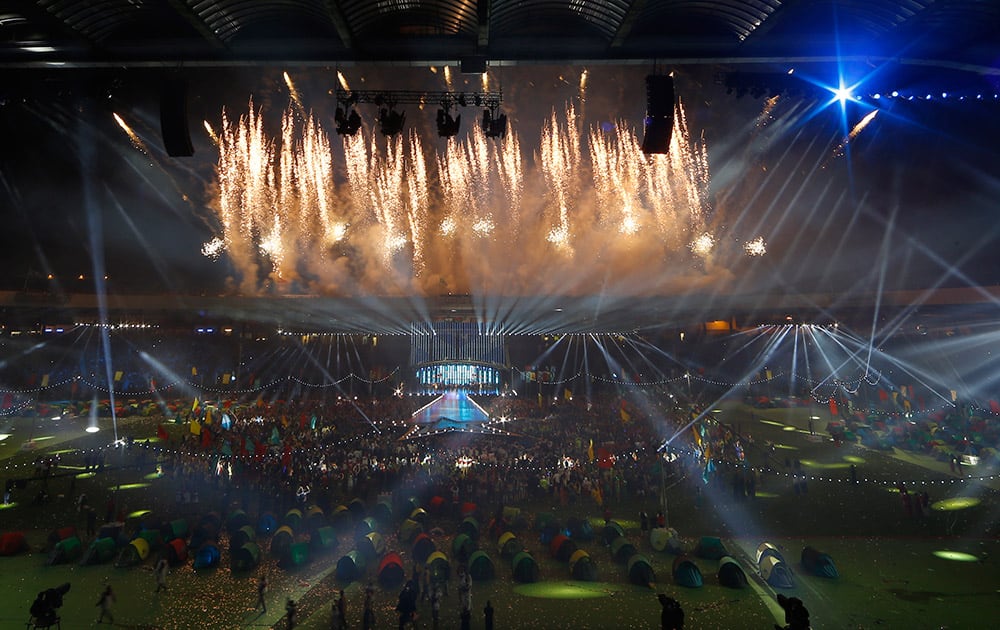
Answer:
[[222, 373, 231, 384], [587, 439, 595, 462], [41, 374, 50, 387], [114, 371, 123, 382], [189, 419, 201, 435], [204, 409, 213, 425], [191, 366, 198, 376], [564, 388, 572, 401]]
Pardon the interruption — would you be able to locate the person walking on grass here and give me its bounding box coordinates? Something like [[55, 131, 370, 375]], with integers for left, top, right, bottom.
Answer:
[[96, 585, 116, 624], [255, 575, 269, 613], [154, 556, 169, 593]]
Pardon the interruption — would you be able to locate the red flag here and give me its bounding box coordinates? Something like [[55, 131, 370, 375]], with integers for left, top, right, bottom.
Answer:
[[829, 398, 839, 417], [201, 428, 212, 449], [157, 425, 169, 441]]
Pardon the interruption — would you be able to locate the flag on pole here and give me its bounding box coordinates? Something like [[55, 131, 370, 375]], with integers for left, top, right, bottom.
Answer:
[[41, 374, 50, 387], [587, 439, 595, 462], [192, 397, 201, 414]]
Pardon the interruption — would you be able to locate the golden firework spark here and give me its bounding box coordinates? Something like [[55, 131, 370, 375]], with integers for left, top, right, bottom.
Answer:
[[744, 237, 767, 257], [113, 112, 149, 155], [337, 70, 350, 91], [689, 232, 715, 257], [203, 120, 220, 145], [283, 71, 305, 114]]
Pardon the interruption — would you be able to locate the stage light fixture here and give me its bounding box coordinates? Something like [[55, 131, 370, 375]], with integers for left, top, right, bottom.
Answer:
[[379, 105, 405, 136], [436, 103, 461, 137], [335, 106, 362, 135], [481, 107, 507, 138]]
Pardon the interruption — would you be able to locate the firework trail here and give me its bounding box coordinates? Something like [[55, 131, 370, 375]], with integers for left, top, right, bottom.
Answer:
[[113, 112, 149, 156]]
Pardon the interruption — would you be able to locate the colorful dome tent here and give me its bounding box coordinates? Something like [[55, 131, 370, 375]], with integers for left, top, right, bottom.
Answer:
[[567, 516, 594, 541], [497, 531, 520, 558], [399, 519, 424, 544], [331, 505, 353, 534], [460, 502, 478, 518], [650, 528, 683, 553], [534, 511, 555, 532], [310, 527, 338, 555], [549, 534, 578, 562], [231, 541, 261, 571], [47, 536, 82, 565], [282, 542, 311, 569], [136, 528, 163, 551], [412, 533, 436, 564], [602, 521, 625, 546], [226, 510, 251, 533], [372, 501, 393, 527], [97, 523, 123, 541], [271, 526, 295, 558], [359, 532, 385, 561], [718, 556, 748, 588], [80, 536, 117, 565], [756, 542, 785, 566], [283, 508, 303, 530], [47, 526, 77, 547], [0, 531, 28, 556], [610, 536, 637, 563], [336, 549, 367, 582], [257, 513, 278, 536], [408, 507, 428, 526], [569, 549, 598, 581], [230, 525, 256, 550], [538, 518, 562, 545], [458, 517, 480, 540], [627, 554, 656, 587], [306, 506, 326, 531], [511, 551, 539, 583], [801, 547, 839, 578], [166, 538, 188, 565], [695, 536, 728, 560], [426, 551, 451, 583], [672, 556, 703, 588], [347, 498, 367, 522], [759, 555, 795, 588], [468, 550, 495, 580], [355, 517, 377, 542], [191, 519, 220, 549], [453, 533, 476, 562], [116, 537, 150, 567], [193, 543, 222, 569], [161, 519, 189, 542], [378, 552, 406, 588]]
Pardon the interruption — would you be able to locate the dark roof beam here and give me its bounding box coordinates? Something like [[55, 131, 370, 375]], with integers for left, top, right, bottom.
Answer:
[[166, 0, 228, 51], [477, 0, 490, 49], [323, 0, 354, 49], [610, 0, 646, 50]]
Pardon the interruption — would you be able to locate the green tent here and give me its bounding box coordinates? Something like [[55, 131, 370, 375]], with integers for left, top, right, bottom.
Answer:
[[47, 536, 82, 565], [81, 537, 117, 565], [283, 508, 303, 529], [310, 526, 338, 554], [271, 525, 294, 558], [512, 551, 539, 583], [453, 533, 476, 560], [468, 550, 494, 580], [498, 531, 520, 557], [231, 541, 261, 571], [426, 551, 451, 582], [282, 541, 310, 569], [399, 519, 423, 544], [231, 524, 256, 550]]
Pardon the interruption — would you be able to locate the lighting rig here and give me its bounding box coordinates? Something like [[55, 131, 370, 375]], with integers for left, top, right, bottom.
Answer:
[[334, 88, 504, 138]]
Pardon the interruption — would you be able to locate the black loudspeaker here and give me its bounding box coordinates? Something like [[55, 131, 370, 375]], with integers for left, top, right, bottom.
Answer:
[[641, 75, 674, 154], [460, 56, 488, 74], [160, 80, 194, 157]]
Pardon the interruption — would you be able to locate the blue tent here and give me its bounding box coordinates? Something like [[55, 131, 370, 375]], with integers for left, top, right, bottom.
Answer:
[[672, 556, 703, 588]]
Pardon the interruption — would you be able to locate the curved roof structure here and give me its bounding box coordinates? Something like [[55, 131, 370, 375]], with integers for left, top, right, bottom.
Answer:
[[0, 1, 995, 71]]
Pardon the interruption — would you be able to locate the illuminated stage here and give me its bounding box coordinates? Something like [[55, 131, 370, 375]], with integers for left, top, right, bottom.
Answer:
[[403, 389, 503, 439]]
